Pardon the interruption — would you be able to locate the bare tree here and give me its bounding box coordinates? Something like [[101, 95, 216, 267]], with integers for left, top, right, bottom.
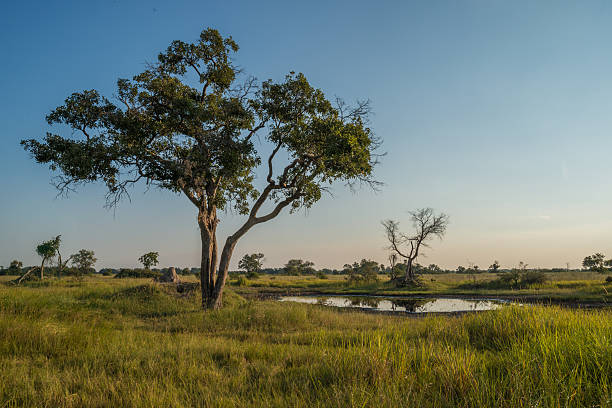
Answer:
[[382, 208, 449, 283]]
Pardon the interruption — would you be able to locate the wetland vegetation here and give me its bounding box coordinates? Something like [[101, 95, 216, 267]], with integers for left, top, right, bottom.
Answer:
[[1, 276, 610, 407]]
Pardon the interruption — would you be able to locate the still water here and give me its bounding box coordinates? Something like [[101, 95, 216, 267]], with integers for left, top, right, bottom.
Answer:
[[279, 295, 509, 313]]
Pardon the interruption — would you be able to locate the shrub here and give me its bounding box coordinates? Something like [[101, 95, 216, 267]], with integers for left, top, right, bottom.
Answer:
[[520, 271, 547, 286], [498, 270, 521, 287], [315, 271, 328, 279], [6, 260, 23, 275], [114, 268, 161, 279], [246, 271, 260, 279], [345, 259, 380, 285], [235, 276, 248, 286]]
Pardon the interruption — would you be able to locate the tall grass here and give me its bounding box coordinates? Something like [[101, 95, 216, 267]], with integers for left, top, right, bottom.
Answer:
[[0, 278, 610, 407]]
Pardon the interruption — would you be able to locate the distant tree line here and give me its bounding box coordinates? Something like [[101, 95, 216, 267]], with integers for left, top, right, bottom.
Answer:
[[4, 236, 609, 281]]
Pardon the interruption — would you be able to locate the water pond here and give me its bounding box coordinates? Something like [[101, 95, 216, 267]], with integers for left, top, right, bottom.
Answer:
[[279, 295, 512, 314]]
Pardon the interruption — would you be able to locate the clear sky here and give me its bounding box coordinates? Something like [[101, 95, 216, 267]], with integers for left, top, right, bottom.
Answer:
[[2, 0, 612, 270]]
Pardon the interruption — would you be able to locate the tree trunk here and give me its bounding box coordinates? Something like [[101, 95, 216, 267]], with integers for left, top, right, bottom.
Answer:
[[404, 259, 413, 282], [197, 205, 257, 309], [209, 238, 237, 309], [40, 259, 45, 279], [198, 209, 219, 309]]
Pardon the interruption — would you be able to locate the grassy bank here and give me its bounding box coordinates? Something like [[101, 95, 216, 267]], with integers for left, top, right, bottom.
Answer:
[[1, 277, 611, 407]]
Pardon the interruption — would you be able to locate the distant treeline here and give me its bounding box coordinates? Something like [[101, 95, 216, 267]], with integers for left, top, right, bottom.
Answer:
[[0, 263, 590, 277], [0, 265, 95, 276]]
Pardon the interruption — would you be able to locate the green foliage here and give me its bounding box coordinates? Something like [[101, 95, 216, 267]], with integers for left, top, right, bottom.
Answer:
[[245, 271, 259, 279], [498, 270, 522, 287], [488, 260, 500, 272], [238, 253, 264, 278], [425, 263, 442, 274], [344, 259, 381, 285], [491, 269, 547, 289], [315, 270, 328, 279], [36, 235, 61, 263], [6, 260, 23, 275], [582, 253, 611, 273], [284, 259, 315, 276], [71, 249, 97, 275], [235, 275, 248, 286], [114, 268, 161, 279], [21, 28, 378, 215], [520, 271, 547, 286], [138, 252, 159, 270]]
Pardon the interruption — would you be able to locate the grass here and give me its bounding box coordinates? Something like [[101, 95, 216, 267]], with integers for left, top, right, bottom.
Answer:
[[233, 272, 612, 304], [0, 276, 611, 407]]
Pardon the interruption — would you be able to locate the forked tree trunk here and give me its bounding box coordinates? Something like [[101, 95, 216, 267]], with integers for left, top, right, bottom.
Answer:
[[198, 210, 242, 310], [196, 190, 290, 309]]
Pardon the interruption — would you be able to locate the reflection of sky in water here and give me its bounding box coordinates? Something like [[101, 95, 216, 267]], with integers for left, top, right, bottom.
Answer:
[[279, 296, 503, 313]]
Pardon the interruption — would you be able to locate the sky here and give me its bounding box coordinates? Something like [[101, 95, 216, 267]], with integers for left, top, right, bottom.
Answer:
[[2, 0, 612, 270]]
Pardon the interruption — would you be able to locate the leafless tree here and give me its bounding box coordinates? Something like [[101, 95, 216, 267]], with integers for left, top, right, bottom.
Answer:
[[382, 208, 449, 283]]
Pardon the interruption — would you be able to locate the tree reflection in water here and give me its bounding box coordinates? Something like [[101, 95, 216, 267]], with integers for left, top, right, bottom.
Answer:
[[390, 299, 428, 312], [280, 296, 503, 313]]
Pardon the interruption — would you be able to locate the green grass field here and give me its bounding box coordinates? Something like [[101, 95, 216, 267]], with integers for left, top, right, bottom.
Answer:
[[0, 276, 610, 407]]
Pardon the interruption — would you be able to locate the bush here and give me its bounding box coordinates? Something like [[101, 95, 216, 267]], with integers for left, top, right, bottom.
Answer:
[[246, 271, 260, 279], [488, 270, 547, 289], [520, 271, 547, 286], [345, 260, 380, 285], [315, 271, 328, 279], [114, 268, 161, 279], [235, 276, 248, 286], [498, 270, 521, 287], [5, 260, 24, 276], [58, 266, 95, 277]]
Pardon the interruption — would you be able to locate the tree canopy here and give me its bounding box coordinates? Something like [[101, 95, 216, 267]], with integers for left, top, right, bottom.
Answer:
[[36, 235, 61, 279], [71, 249, 97, 275], [284, 259, 315, 276], [139, 252, 159, 270], [238, 253, 264, 278]]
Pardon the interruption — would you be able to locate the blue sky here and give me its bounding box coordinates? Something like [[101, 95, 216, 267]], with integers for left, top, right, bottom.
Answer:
[[2, 0, 612, 270]]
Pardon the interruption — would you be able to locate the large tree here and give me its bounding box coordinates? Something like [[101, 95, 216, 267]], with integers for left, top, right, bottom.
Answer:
[[22, 28, 379, 309]]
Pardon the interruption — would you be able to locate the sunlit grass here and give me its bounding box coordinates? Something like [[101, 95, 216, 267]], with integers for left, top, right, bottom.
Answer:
[[0, 278, 610, 407]]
